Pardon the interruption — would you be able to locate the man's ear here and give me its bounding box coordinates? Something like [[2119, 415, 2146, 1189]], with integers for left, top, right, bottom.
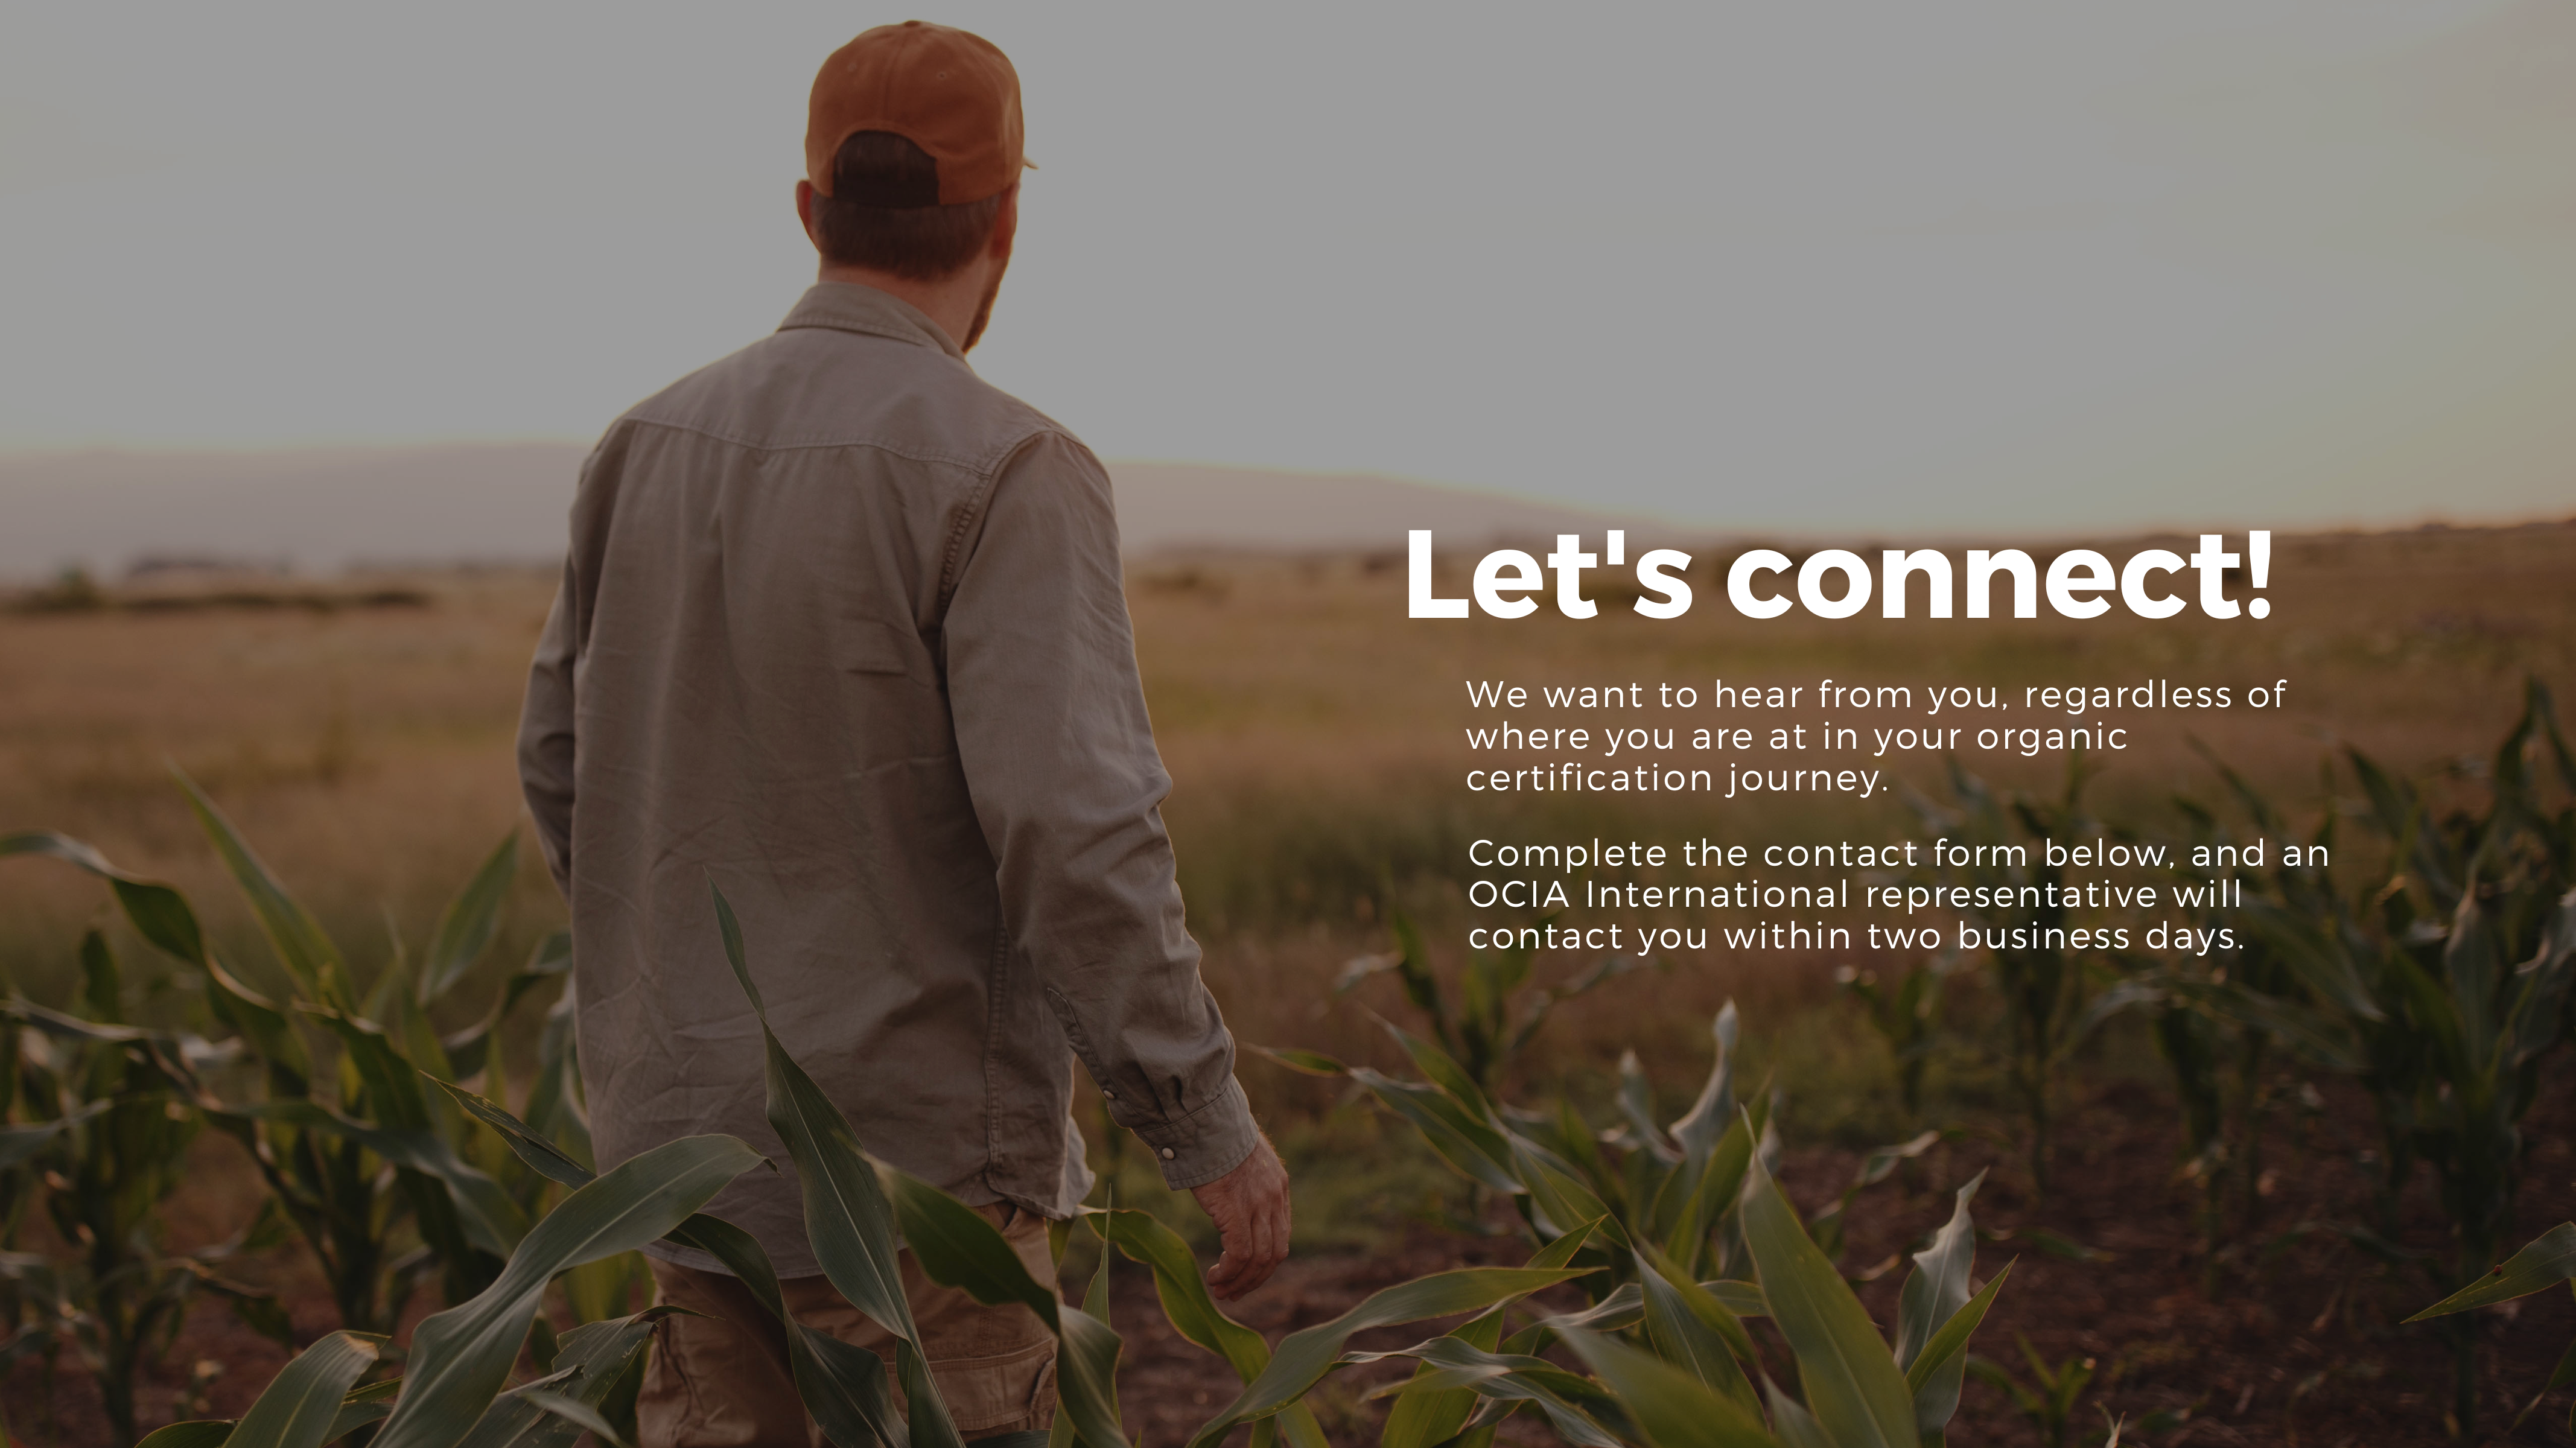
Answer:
[[795, 179, 822, 252], [988, 182, 1019, 261]]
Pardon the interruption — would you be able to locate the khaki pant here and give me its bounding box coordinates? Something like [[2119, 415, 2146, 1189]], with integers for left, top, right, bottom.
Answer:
[[640, 1202, 1058, 1446]]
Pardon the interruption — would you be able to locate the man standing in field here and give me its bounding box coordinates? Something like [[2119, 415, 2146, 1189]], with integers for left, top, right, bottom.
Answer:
[[515, 22, 1288, 1443]]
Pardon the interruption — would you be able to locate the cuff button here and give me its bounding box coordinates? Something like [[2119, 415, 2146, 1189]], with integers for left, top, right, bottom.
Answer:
[[1160, 1147, 1176, 1160]]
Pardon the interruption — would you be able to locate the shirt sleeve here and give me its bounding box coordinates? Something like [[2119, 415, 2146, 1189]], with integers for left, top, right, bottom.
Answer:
[[941, 431, 1261, 1191], [518, 559, 580, 896]]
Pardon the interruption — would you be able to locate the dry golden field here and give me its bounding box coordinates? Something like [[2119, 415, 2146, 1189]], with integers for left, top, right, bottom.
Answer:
[[3, 521, 2575, 1446], [1, 521, 2571, 1096]]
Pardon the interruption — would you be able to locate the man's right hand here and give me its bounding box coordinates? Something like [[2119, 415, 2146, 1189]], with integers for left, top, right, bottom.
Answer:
[[1190, 1135, 1291, 1301]]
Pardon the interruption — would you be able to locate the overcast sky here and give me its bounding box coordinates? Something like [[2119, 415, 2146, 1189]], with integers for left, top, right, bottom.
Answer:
[[2, 2, 2569, 534]]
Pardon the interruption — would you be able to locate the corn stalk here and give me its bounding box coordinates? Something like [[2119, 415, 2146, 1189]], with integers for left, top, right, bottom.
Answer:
[[2144, 679, 2576, 1439]]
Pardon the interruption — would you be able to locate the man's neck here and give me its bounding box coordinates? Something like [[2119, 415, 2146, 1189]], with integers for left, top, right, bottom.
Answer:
[[816, 261, 990, 353]]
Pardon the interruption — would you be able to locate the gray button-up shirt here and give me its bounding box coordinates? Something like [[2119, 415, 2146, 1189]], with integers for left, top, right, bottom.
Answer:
[[517, 282, 1258, 1277]]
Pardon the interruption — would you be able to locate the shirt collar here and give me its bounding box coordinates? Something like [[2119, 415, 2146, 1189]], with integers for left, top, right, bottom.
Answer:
[[776, 282, 965, 362]]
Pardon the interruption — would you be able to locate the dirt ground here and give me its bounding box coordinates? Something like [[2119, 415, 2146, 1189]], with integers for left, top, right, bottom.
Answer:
[[10, 1064, 2571, 1448]]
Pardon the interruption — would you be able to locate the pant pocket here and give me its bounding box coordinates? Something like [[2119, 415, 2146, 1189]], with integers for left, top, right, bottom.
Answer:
[[929, 1335, 1057, 1433]]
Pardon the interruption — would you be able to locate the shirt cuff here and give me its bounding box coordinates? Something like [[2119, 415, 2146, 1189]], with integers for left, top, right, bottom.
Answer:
[[1131, 1075, 1260, 1191]]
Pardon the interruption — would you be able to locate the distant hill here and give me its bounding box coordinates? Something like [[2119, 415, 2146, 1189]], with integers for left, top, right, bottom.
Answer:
[[1107, 463, 1664, 555], [0, 445, 1661, 581]]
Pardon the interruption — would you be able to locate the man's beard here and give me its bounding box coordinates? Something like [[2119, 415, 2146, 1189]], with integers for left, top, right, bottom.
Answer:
[[961, 269, 1003, 352]]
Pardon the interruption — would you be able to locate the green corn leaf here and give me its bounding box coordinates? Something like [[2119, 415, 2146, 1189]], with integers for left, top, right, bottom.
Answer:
[[324, 1380, 403, 1446], [1616, 1049, 1681, 1164], [1706, 1280, 1766, 1318], [1385, 910, 1455, 1045], [178, 772, 356, 1009], [1089, 1207, 1264, 1380], [224, 1329, 385, 1448], [205, 957, 314, 1085], [1656, 1108, 1757, 1275], [2240, 901, 2385, 1027], [421, 1078, 907, 1448], [0, 831, 313, 1079], [0, 1097, 113, 1168], [1375, 1221, 1603, 1446], [660, 1211, 909, 1448], [183, 1257, 298, 1350], [1556, 1325, 1781, 1448], [1184, 1266, 1595, 1446], [1046, 1225, 1116, 1448], [372, 1134, 761, 1448], [2440, 889, 2503, 1062], [713, 887, 973, 1448], [1895, 1171, 1990, 1435], [2158, 977, 2363, 1073], [2407, 1222, 2576, 1319], [515, 1393, 631, 1448], [1086, 1208, 1331, 1448], [2387, 950, 2472, 1084], [2505, 892, 2576, 1065], [1740, 1148, 1919, 1448], [422, 833, 520, 1005], [522, 988, 594, 1170], [1895, 1173, 1983, 1363], [1635, 1248, 1761, 1417], [1346, 1069, 1521, 1193], [461, 1303, 685, 1443], [1376, 1305, 1506, 1448], [1501, 1283, 1645, 1358], [717, 891, 1127, 1446], [1382, 1018, 1497, 1119], [1667, 1003, 1741, 1164], [136, 1423, 244, 1448], [442, 937, 571, 1086], [1506, 1135, 1628, 1246], [560, 1250, 650, 1327], [1761, 1376, 1836, 1448], [877, 1167, 1128, 1448], [1902, 1260, 2013, 1428], [1247, 1044, 1348, 1077], [431, 1078, 594, 1187], [302, 1005, 491, 1277], [1353, 1337, 1623, 1448], [0, 830, 209, 969], [712, 891, 927, 1332], [218, 1098, 527, 1257]]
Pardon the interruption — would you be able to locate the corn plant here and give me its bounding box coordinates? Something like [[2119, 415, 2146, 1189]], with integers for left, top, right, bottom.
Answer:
[[1834, 954, 1954, 1120], [4, 780, 600, 1347], [1271, 1000, 1761, 1281], [1964, 1336, 2094, 1448], [1905, 754, 2137, 1196], [11, 879, 2014, 1448], [2122, 751, 2333, 1273], [2406, 1221, 2576, 1437], [0, 928, 293, 1446], [2144, 680, 2576, 1438], [1264, 996, 2015, 1444], [1338, 907, 1648, 1098]]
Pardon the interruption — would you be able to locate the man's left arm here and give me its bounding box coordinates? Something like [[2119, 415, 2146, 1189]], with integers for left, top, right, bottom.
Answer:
[[943, 431, 1287, 1297]]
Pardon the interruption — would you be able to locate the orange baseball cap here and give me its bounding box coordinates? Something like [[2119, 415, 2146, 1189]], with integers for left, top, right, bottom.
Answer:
[[806, 21, 1026, 206]]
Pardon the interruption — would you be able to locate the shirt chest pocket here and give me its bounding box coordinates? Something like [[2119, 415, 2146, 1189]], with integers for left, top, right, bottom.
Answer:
[[830, 616, 956, 765], [839, 618, 926, 681]]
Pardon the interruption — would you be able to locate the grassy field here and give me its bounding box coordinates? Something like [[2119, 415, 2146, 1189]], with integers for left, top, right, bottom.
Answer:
[[4, 520, 2575, 1443], [2, 521, 2570, 1099]]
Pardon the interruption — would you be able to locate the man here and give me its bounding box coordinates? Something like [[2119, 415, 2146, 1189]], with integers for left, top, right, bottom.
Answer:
[[516, 21, 1290, 1444]]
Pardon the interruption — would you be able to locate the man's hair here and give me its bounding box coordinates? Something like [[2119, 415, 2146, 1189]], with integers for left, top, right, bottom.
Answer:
[[810, 131, 1005, 280]]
